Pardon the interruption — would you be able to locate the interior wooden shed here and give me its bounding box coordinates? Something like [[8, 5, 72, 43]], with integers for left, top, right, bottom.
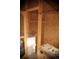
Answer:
[[20, 0, 59, 59]]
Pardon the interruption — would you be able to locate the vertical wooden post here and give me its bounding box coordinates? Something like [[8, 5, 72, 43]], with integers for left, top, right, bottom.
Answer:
[[37, 0, 43, 54], [22, 11, 28, 57]]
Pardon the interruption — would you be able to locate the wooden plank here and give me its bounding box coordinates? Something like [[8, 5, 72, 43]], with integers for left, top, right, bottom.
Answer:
[[20, 36, 24, 38], [37, 13, 42, 49], [27, 6, 39, 11], [37, 0, 43, 53], [21, 11, 29, 57]]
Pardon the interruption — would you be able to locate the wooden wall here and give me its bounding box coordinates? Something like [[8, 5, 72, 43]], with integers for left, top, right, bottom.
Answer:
[[28, 11, 38, 36], [20, 14, 24, 36], [20, 1, 59, 51], [42, 2, 59, 48]]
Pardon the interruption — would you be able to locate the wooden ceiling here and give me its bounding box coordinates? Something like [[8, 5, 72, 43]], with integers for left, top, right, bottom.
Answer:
[[20, 0, 59, 10]]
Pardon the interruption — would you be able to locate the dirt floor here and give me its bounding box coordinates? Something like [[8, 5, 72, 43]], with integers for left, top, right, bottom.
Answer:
[[21, 51, 59, 59]]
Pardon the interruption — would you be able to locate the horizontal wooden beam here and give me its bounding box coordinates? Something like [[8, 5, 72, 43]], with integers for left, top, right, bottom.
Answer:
[[20, 36, 24, 39], [27, 6, 39, 11], [21, 7, 39, 14]]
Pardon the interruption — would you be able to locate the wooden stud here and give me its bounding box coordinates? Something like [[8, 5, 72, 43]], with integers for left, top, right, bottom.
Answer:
[[37, 0, 43, 53], [21, 11, 29, 57]]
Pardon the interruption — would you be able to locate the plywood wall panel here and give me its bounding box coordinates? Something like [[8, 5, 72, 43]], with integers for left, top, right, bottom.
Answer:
[[42, 2, 59, 48]]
